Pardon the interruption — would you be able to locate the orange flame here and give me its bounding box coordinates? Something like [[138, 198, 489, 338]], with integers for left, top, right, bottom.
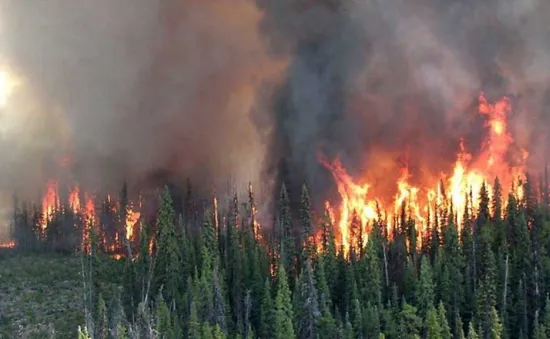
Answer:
[[0, 240, 15, 249], [322, 93, 527, 255], [40, 180, 59, 230]]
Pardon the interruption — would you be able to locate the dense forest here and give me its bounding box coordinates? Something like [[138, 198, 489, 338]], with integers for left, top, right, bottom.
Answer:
[[7, 174, 550, 339]]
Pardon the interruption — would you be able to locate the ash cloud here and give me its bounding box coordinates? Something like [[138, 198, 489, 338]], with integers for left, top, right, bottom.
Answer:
[[0, 0, 283, 203], [0, 0, 549, 217], [255, 0, 550, 204]]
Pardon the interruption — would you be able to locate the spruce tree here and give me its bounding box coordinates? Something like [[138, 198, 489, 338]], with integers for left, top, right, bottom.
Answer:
[[489, 307, 503, 339], [363, 302, 381, 338], [279, 183, 294, 277], [273, 263, 296, 339], [417, 256, 435, 317], [300, 184, 315, 265], [259, 278, 273, 339], [153, 186, 183, 305], [295, 259, 320, 339], [155, 294, 174, 338], [97, 293, 109, 339], [188, 301, 201, 339], [437, 302, 452, 339], [467, 322, 479, 339], [426, 306, 442, 339]]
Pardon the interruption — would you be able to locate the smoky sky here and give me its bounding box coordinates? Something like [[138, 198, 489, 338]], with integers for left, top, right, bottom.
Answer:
[[0, 0, 283, 202], [255, 0, 550, 204], [0, 0, 549, 211]]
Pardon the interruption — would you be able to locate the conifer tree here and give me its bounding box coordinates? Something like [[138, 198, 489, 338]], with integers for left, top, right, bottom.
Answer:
[[437, 301, 452, 339], [417, 256, 435, 317], [188, 301, 201, 339], [476, 225, 497, 338], [398, 301, 422, 339], [363, 302, 381, 338], [350, 298, 363, 338], [320, 206, 337, 294], [153, 186, 183, 305], [97, 293, 109, 339], [300, 184, 315, 265], [318, 304, 338, 339], [426, 306, 442, 339], [259, 278, 273, 339], [211, 265, 228, 333], [156, 294, 174, 338], [363, 237, 383, 307], [478, 182, 491, 230], [279, 183, 294, 274], [456, 315, 466, 339], [490, 307, 503, 339], [467, 322, 479, 339], [295, 259, 320, 339], [273, 263, 296, 339]]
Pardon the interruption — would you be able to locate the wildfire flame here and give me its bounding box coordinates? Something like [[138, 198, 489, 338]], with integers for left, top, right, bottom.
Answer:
[[0, 240, 15, 249], [322, 93, 527, 255]]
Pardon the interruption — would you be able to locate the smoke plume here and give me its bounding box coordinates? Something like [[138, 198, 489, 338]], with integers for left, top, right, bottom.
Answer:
[[0, 0, 550, 220], [0, 0, 282, 203], [255, 0, 550, 205]]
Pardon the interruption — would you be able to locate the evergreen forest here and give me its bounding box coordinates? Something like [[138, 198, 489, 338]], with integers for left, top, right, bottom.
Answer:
[[7, 175, 550, 339]]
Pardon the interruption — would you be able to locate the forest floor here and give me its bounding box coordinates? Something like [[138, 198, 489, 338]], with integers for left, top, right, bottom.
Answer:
[[0, 252, 84, 339]]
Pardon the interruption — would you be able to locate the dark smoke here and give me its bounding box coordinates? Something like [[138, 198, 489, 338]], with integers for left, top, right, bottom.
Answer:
[[255, 0, 550, 205], [1, 0, 550, 228]]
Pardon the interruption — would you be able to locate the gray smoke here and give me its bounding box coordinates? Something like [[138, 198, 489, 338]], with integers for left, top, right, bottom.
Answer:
[[0, 0, 549, 221], [255, 0, 550, 204], [0, 0, 282, 204]]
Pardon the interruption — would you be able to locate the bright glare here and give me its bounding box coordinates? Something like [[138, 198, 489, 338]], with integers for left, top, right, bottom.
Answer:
[[0, 69, 19, 107]]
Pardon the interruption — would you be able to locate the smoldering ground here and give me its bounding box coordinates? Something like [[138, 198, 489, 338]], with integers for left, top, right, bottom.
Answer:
[[0, 0, 549, 215]]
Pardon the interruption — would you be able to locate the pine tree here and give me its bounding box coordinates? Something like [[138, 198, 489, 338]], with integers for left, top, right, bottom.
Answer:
[[188, 301, 201, 339], [318, 304, 338, 339], [211, 265, 227, 333], [259, 278, 273, 339], [300, 184, 315, 265], [467, 322, 479, 339], [478, 182, 490, 230], [349, 210, 362, 261], [273, 263, 296, 339], [350, 298, 363, 338], [476, 226, 496, 338], [153, 186, 183, 305], [363, 236, 383, 307], [456, 316, 466, 339], [156, 294, 174, 338], [489, 307, 503, 339], [398, 301, 422, 339], [97, 293, 109, 339], [295, 259, 320, 339], [417, 256, 435, 317], [320, 206, 337, 296], [437, 302, 452, 339], [279, 183, 294, 277], [426, 306, 442, 339]]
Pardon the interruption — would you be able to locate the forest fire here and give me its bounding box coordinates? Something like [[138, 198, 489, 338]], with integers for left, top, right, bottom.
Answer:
[[0, 240, 15, 249], [37, 179, 141, 254], [321, 93, 527, 254], [29, 92, 531, 258]]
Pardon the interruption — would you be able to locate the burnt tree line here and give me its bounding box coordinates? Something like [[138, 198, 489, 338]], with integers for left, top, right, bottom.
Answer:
[[7, 173, 550, 339]]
